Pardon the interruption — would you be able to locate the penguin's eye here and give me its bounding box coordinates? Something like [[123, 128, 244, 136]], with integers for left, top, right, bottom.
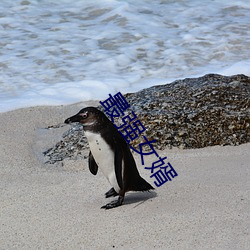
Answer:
[[79, 112, 88, 119]]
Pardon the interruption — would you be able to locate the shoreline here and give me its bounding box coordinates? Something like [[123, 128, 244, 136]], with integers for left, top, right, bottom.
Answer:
[[0, 103, 249, 249]]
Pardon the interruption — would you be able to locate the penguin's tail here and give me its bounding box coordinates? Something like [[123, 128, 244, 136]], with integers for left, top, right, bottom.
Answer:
[[132, 176, 154, 192]]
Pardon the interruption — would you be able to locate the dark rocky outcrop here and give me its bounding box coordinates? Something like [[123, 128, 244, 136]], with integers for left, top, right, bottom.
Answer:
[[44, 74, 250, 163]]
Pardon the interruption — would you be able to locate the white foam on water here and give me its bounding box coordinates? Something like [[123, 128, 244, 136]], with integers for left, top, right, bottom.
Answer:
[[0, 0, 249, 112]]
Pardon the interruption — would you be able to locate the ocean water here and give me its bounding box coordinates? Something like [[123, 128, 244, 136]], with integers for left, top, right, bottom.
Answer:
[[0, 0, 249, 112]]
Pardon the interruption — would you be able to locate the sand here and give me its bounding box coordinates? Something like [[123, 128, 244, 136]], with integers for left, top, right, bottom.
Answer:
[[0, 102, 249, 250]]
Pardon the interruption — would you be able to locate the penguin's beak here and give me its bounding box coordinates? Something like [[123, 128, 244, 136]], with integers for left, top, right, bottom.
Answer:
[[64, 114, 81, 124]]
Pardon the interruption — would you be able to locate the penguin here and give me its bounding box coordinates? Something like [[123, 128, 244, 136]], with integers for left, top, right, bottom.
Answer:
[[64, 107, 154, 209]]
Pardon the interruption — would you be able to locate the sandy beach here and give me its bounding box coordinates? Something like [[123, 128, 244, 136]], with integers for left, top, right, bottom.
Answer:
[[0, 102, 249, 250]]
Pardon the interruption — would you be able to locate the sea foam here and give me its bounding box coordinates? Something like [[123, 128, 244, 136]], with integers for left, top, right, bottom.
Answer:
[[0, 0, 249, 112]]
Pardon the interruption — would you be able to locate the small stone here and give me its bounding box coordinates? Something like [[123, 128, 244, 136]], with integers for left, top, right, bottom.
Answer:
[[178, 130, 187, 136]]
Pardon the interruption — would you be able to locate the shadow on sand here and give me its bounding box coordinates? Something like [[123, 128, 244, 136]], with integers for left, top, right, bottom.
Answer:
[[122, 190, 157, 208]]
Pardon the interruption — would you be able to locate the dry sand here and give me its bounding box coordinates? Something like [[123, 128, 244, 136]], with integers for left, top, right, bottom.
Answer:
[[0, 102, 249, 250]]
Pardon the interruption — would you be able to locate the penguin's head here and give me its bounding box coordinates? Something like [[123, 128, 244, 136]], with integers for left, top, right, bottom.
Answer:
[[65, 107, 107, 128]]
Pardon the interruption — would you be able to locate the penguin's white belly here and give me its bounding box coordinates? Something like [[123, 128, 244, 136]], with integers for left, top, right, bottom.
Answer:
[[85, 131, 120, 193]]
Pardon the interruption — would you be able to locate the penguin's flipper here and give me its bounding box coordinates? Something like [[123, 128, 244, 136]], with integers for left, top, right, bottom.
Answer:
[[114, 145, 124, 190], [105, 187, 118, 198], [88, 151, 98, 175], [101, 196, 124, 209]]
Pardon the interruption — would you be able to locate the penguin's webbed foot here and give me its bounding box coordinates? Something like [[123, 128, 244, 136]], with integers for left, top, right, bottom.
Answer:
[[101, 196, 124, 209], [105, 187, 118, 198]]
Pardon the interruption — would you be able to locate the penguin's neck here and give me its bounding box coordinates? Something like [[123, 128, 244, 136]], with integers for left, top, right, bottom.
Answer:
[[82, 122, 108, 134]]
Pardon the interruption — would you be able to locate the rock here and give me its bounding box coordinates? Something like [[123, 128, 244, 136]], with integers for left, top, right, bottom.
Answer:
[[43, 74, 250, 164]]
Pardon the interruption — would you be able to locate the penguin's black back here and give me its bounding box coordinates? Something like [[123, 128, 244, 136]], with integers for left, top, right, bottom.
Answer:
[[100, 118, 154, 192]]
